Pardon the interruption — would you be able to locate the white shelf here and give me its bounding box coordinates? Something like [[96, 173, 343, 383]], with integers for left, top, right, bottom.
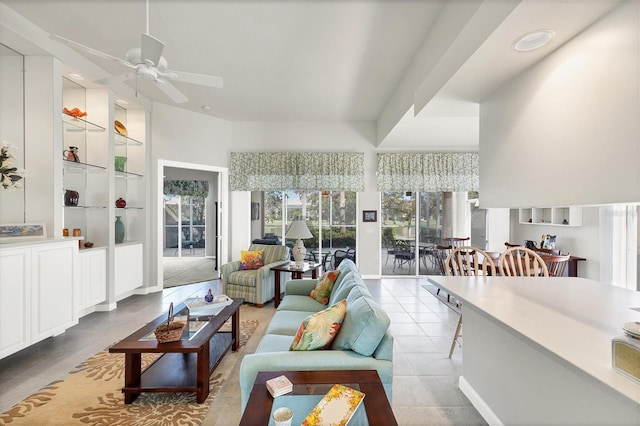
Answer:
[[518, 207, 582, 227]]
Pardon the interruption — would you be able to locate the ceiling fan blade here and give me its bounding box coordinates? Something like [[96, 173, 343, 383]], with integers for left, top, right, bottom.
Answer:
[[141, 33, 165, 67], [154, 79, 189, 104], [166, 70, 224, 88], [94, 72, 137, 86], [50, 34, 135, 69]]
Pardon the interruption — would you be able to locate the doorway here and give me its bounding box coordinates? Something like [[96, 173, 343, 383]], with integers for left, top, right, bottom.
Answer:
[[157, 161, 228, 288]]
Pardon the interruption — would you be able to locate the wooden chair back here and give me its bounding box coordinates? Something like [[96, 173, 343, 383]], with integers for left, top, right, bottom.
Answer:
[[499, 246, 549, 277], [538, 253, 571, 277], [445, 246, 496, 277], [443, 237, 470, 249]]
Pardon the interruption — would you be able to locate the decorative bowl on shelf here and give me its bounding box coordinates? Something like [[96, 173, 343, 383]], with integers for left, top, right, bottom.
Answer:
[[83, 242, 94, 248], [114, 120, 127, 135]]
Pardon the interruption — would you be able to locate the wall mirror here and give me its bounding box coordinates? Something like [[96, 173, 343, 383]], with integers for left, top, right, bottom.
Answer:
[[0, 43, 26, 223]]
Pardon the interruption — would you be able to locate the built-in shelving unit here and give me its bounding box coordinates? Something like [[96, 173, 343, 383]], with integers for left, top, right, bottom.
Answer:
[[518, 207, 582, 227]]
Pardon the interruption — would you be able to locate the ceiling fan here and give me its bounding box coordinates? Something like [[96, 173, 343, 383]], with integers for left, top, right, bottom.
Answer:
[[50, 0, 223, 104]]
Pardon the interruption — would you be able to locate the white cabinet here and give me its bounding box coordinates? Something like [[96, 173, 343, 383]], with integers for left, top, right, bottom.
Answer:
[[0, 239, 79, 360], [0, 247, 30, 359], [518, 207, 582, 227], [31, 243, 77, 342], [114, 243, 143, 299], [79, 247, 106, 314]]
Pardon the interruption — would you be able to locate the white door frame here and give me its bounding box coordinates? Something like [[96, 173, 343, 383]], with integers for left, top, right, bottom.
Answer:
[[156, 160, 228, 287]]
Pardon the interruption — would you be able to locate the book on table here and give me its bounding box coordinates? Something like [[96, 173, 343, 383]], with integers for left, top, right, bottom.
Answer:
[[302, 384, 365, 425], [266, 374, 293, 397]]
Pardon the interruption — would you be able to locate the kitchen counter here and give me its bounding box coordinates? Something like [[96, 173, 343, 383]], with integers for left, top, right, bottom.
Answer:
[[428, 276, 640, 425]]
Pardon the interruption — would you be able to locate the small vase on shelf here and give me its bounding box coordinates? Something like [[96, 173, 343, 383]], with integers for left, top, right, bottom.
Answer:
[[115, 216, 125, 244]]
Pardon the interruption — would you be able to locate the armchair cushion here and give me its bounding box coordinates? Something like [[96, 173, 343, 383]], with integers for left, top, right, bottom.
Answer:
[[240, 250, 264, 270], [290, 300, 347, 351]]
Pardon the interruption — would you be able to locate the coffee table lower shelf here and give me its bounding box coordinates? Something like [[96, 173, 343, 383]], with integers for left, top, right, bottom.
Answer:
[[120, 332, 232, 401]]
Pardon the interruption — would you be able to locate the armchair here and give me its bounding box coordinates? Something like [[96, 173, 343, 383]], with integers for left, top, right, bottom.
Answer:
[[220, 244, 290, 307]]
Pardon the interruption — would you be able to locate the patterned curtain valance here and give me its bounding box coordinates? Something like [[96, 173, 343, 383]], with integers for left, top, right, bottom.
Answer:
[[377, 152, 479, 192], [164, 180, 210, 198], [230, 152, 365, 191]]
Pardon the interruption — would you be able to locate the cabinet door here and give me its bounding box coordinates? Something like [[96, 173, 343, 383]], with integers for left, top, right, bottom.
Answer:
[[114, 243, 143, 297], [31, 243, 77, 343], [0, 248, 31, 359], [79, 248, 106, 309]]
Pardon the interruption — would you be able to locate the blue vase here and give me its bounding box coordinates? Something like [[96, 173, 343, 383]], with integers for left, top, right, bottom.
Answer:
[[115, 216, 125, 244]]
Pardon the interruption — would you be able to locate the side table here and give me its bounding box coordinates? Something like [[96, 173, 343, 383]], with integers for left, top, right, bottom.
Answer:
[[271, 262, 321, 308]]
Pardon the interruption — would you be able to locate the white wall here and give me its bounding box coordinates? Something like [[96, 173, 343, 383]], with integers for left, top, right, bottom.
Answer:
[[480, 1, 640, 208]]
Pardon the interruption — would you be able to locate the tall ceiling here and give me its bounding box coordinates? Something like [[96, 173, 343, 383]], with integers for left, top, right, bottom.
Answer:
[[0, 0, 622, 148]]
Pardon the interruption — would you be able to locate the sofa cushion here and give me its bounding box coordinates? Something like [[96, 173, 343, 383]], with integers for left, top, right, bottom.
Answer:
[[226, 269, 260, 287], [290, 300, 347, 351], [266, 310, 316, 335], [277, 295, 327, 313], [328, 272, 359, 305], [240, 250, 264, 270], [309, 270, 340, 304], [256, 334, 295, 353], [332, 287, 390, 356]]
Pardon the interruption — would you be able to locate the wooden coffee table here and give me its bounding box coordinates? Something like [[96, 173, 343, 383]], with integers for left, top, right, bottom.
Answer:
[[239, 370, 397, 425], [109, 298, 243, 403], [271, 262, 321, 308]]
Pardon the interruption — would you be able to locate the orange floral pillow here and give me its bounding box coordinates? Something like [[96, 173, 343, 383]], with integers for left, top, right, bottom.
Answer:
[[290, 300, 347, 351], [309, 270, 341, 304], [240, 250, 264, 270]]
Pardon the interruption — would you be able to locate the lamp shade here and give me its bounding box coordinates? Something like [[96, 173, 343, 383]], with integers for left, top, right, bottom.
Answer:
[[285, 220, 313, 240]]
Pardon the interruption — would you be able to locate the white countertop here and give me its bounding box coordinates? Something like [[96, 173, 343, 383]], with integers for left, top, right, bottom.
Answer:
[[428, 276, 640, 405], [0, 236, 83, 249]]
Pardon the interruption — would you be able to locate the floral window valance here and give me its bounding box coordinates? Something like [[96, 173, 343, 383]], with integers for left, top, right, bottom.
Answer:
[[164, 180, 209, 198], [230, 152, 365, 191], [377, 152, 479, 192]]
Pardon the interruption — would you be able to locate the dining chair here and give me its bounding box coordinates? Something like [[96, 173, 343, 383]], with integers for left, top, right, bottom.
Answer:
[[434, 245, 453, 300], [383, 236, 397, 266], [538, 253, 571, 277], [445, 246, 496, 358], [499, 246, 549, 277], [443, 237, 470, 249]]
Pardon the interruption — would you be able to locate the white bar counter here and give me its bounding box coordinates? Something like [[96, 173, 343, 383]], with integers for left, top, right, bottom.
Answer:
[[428, 276, 640, 425]]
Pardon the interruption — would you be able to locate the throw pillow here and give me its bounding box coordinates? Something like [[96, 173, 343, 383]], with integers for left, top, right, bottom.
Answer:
[[290, 300, 347, 351], [240, 250, 264, 270], [309, 270, 341, 304]]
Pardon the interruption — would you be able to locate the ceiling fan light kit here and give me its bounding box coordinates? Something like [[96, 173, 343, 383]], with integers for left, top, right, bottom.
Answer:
[[49, 0, 223, 104]]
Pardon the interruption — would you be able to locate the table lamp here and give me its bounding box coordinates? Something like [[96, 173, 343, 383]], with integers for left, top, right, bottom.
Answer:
[[285, 219, 313, 266]]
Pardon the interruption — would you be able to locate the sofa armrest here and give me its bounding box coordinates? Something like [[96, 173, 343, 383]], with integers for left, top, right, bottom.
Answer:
[[239, 350, 393, 412], [284, 278, 318, 296]]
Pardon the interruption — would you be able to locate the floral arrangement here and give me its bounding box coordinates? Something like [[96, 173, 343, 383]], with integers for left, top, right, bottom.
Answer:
[[0, 142, 25, 190]]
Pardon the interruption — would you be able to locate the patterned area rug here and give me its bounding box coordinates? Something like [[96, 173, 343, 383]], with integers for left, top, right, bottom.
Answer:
[[0, 320, 258, 426], [422, 283, 461, 314]]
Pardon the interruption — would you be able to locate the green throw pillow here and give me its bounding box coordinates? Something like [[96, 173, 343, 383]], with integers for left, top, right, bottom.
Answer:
[[289, 300, 347, 351]]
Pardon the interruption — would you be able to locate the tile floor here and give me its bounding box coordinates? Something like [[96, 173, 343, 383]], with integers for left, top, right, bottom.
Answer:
[[0, 277, 486, 425]]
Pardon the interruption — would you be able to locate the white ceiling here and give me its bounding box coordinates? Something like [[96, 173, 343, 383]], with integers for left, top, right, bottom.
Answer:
[[1, 0, 622, 148]]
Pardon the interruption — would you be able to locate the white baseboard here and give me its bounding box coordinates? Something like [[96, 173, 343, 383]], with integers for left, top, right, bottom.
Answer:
[[95, 302, 117, 312], [459, 376, 504, 426]]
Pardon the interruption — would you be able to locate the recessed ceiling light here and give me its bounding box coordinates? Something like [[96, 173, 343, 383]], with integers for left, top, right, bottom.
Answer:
[[513, 30, 554, 52], [201, 105, 211, 111], [115, 99, 128, 105], [68, 73, 84, 80]]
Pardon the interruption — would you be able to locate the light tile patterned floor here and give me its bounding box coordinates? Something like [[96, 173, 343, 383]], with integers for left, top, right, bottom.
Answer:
[[0, 278, 486, 425]]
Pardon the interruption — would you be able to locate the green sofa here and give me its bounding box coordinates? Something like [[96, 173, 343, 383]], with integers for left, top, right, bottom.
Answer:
[[239, 259, 393, 412], [220, 244, 290, 307]]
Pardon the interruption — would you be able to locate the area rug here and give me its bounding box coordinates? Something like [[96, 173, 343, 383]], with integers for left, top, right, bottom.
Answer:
[[422, 283, 461, 314], [0, 320, 258, 426], [163, 257, 218, 288]]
